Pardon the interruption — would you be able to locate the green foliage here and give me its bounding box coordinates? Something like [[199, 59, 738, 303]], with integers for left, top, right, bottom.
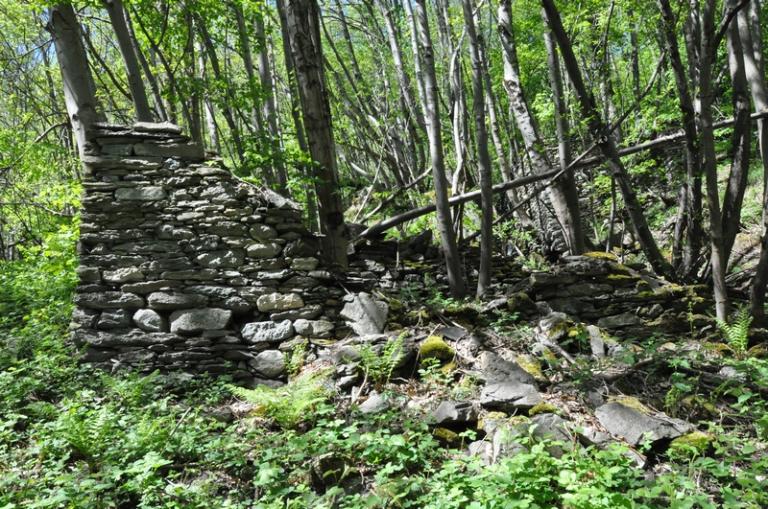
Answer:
[[717, 307, 753, 358], [228, 370, 332, 429], [359, 335, 405, 387]]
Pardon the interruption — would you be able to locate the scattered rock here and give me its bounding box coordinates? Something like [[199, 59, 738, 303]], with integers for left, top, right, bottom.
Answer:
[[358, 392, 390, 414], [597, 313, 642, 329], [477, 351, 535, 385], [432, 401, 478, 425], [480, 381, 543, 412], [418, 336, 455, 362], [595, 399, 693, 446], [340, 292, 388, 335]]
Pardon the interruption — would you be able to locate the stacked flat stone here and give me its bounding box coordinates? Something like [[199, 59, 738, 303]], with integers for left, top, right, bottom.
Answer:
[[527, 254, 709, 336], [71, 122, 342, 382]]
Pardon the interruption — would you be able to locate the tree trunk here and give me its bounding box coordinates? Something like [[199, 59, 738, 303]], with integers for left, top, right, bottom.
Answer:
[[697, 0, 729, 320], [47, 3, 105, 157], [104, 0, 152, 122], [124, 6, 167, 121], [255, 12, 288, 195], [462, 0, 493, 297], [541, 0, 673, 279], [740, 1, 768, 320], [499, 0, 584, 255], [658, 0, 703, 277], [541, 8, 585, 254], [722, 0, 752, 262], [412, 0, 466, 298], [283, 0, 348, 268]]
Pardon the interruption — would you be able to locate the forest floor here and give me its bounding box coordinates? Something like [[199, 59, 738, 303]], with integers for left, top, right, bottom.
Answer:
[[1, 226, 768, 509]]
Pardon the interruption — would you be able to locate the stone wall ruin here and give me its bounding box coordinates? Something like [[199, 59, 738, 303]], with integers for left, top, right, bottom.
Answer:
[[71, 122, 345, 383]]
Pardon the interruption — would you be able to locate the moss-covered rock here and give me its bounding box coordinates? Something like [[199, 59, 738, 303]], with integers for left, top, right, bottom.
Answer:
[[583, 251, 618, 261], [515, 354, 546, 382], [609, 395, 652, 414], [528, 402, 559, 417], [669, 431, 714, 458], [419, 335, 455, 362], [506, 292, 538, 315], [433, 427, 459, 445]]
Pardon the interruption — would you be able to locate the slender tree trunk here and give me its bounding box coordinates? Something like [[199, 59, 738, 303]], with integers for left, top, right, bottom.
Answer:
[[255, 12, 288, 195], [124, 7, 167, 121], [541, 0, 673, 278], [186, 12, 203, 145], [499, 1, 584, 255], [658, 0, 703, 276], [722, 0, 752, 262], [541, 8, 585, 254], [697, 0, 729, 320], [283, 0, 348, 268], [462, 0, 493, 297], [104, 0, 152, 121], [47, 3, 105, 157], [233, 1, 264, 132], [197, 18, 245, 163], [412, 0, 466, 298], [277, 0, 318, 231], [740, 1, 768, 320]]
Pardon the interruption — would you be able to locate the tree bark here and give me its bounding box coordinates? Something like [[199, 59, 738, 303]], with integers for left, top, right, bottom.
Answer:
[[541, 7, 586, 254], [462, 0, 493, 297], [658, 0, 703, 277], [104, 0, 153, 122], [255, 11, 288, 195], [722, 0, 752, 262], [697, 0, 729, 320], [541, 0, 673, 279], [283, 0, 348, 268], [739, 0, 768, 320], [47, 3, 105, 157], [412, 0, 466, 298]]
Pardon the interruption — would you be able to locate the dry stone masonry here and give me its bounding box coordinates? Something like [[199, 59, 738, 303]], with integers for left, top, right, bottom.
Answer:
[[71, 122, 351, 383]]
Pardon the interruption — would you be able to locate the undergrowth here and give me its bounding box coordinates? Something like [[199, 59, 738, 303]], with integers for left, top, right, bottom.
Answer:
[[1, 225, 768, 508]]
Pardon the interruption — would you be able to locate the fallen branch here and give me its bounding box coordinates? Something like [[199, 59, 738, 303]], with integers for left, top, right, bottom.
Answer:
[[358, 111, 768, 239]]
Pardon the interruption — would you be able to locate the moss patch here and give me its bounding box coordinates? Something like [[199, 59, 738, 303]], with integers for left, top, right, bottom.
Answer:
[[433, 427, 459, 445], [528, 402, 559, 417], [610, 395, 652, 414], [419, 336, 455, 362], [516, 354, 546, 382], [669, 431, 714, 458], [583, 251, 619, 261]]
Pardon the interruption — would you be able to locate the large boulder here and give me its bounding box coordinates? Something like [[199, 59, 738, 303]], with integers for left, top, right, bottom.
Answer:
[[340, 292, 389, 335], [595, 399, 693, 446]]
